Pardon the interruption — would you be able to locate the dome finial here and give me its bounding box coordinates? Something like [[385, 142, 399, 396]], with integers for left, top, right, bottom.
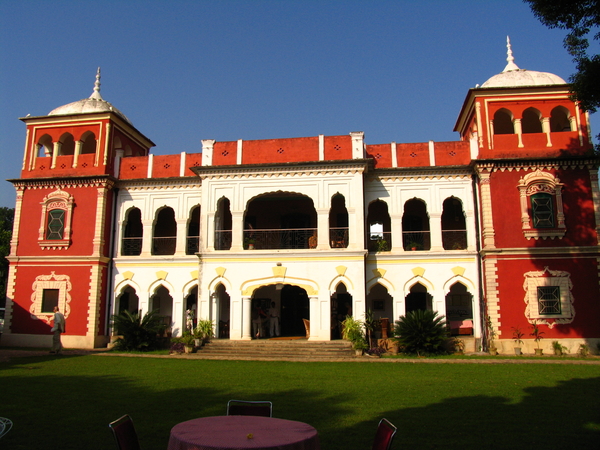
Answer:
[[503, 36, 520, 72], [90, 67, 103, 100]]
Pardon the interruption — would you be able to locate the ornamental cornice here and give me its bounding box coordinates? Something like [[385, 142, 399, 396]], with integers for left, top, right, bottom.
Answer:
[[474, 157, 599, 174], [7, 255, 111, 264], [371, 166, 473, 183], [118, 178, 202, 192], [9, 176, 115, 190], [191, 159, 372, 179]]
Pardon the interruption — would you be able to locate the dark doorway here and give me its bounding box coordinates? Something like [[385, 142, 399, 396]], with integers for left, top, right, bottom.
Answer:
[[280, 285, 309, 336], [405, 283, 432, 313]]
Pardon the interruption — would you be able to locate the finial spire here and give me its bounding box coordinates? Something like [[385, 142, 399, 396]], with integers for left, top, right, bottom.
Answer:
[[503, 36, 520, 72], [90, 67, 103, 100]]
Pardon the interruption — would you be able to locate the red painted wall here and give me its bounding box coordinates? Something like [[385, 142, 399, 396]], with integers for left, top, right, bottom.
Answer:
[[366, 144, 393, 168], [397, 143, 430, 167], [213, 141, 238, 166], [434, 141, 470, 165], [152, 155, 180, 178], [184, 153, 203, 175], [488, 168, 597, 249], [9, 264, 101, 336], [119, 156, 149, 179], [15, 185, 101, 257], [241, 137, 320, 164], [324, 135, 353, 161], [495, 256, 600, 339]]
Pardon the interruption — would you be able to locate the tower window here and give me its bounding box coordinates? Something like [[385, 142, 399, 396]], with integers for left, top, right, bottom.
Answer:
[[46, 209, 65, 240], [531, 193, 554, 228], [537, 286, 561, 315]]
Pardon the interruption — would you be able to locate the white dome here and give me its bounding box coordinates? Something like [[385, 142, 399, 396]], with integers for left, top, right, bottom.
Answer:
[[47, 68, 131, 124], [482, 69, 566, 88], [480, 37, 566, 88]]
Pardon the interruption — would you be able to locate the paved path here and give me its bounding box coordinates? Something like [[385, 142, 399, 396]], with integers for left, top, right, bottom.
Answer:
[[1, 347, 600, 364]]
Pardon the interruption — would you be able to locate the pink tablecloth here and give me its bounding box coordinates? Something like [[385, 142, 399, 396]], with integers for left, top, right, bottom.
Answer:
[[167, 416, 320, 450]]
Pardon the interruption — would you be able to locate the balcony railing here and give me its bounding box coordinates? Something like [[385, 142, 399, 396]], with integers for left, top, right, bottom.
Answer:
[[442, 230, 468, 250], [121, 237, 142, 256], [402, 231, 431, 251], [186, 236, 200, 255], [368, 232, 392, 252], [330, 227, 349, 248], [215, 230, 232, 250], [152, 237, 176, 255], [244, 228, 317, 250]]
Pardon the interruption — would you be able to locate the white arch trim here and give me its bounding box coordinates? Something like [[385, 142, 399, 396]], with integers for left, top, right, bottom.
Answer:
[[442, 275, 476, 294], [148, 278, 175, 295], [366, 276, 395, 294], [328, 275, 355, 293], [240, 275, 318, 297], [403, 276, 435, 296], [114, 278, 142, 295]]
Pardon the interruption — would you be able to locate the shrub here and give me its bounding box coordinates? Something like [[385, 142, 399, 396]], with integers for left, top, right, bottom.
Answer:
[[393, 310, 449, 356], [110, 309, 166, 351]]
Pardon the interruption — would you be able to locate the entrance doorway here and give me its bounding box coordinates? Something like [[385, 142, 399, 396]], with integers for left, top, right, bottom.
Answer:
[[280, 285, 309, 337]]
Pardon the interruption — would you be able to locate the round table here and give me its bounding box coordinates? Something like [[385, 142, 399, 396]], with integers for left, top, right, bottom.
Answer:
[[167, 415, 320, 450]]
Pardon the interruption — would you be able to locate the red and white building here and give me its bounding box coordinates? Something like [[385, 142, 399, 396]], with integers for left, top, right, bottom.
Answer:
[[2, 40, 599, 354]]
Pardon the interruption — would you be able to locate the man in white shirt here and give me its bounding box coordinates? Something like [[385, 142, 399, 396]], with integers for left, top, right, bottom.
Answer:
[[269, 302, 280, 338], [50, 306, 65, 354]]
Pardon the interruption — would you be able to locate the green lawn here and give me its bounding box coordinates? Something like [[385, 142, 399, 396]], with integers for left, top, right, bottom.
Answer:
[[1, 354, 599, 449]]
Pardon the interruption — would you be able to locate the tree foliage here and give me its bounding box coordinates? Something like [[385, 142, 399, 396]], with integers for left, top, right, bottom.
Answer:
[[393, 309, 449, 356], [0, 207, 14, 307], [525, 0, 600, 117], [110, 309, 166, 351]]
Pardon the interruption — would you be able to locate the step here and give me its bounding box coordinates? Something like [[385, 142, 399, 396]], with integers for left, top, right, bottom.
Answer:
[[192, 338, 355, 360]]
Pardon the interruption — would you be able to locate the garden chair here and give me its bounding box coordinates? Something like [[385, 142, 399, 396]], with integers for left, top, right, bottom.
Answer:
[[109, 414, 141, 450], [227, 400, 273, 417], [371, 418, 397, 450], [0, 417, 13, 439]]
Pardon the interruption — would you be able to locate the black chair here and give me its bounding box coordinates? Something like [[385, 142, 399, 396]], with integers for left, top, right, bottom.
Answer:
[[0, 417, 13, 440], [226, 400, 273, 417], [109, 414, 141, 450], [371, 418, 397, 450]]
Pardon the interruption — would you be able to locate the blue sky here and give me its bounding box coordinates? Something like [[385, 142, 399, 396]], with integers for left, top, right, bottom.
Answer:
[[1, 0, 597, 208]]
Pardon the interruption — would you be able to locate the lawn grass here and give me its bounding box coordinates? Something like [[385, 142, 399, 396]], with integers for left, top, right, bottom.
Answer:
[[1, 354, 599, 449]]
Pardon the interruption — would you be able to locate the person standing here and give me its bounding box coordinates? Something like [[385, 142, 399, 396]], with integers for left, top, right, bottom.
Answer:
[[251, 303, 266, 339], [269, 302, 280, 337], [50, 306, 65, 354]]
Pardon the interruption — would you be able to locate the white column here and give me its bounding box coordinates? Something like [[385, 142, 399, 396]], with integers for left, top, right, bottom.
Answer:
[[72, 141, 83, 168], [308, 296, 319, 340], [175, 218, 187, 255], [390, 213, 403, 252], [429, 212, 443, 251], [316, 208, 329, 249], [242, 296, 252, 340], [231, 211, 244, 251], [141, 220, 153, 256]]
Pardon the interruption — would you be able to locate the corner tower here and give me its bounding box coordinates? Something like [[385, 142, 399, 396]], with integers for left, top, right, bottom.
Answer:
[[3, 70, 154, 348], [457, 38, 600, 353]]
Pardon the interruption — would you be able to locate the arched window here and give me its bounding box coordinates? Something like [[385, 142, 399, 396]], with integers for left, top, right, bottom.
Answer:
[[122, 208, 143, 256], [37, 134, 53, 157], [493, 109, 514, 134], [153, 207, 177, 255], [329, 194, 348, 248], [117, 286, 139, 314], [441, 197, 467, 250], [80, 131, 97, 154], [550, 106, 572, 132], [367, 200, 391, 252], [38, 188, 74, 249], [215, 197, 232, 250], [186, 205, 201, 255], [522, 108, 543, 134], [402, 198, 430, 251], [445, 282, 473, 336], [59, 133, 75, 155], [517, 170, 565, 240]]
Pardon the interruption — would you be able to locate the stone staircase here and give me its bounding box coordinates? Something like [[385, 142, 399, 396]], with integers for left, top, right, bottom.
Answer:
[[190, 338, 355, 361]]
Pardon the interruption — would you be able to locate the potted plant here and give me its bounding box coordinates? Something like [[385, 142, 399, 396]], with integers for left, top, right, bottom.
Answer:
[[530, 321, 544, 355], [512, 326, 524, 355], [342, 316, 367, 355], [552, 340, 567, 356], [486, 315, 497, 355], [376, 239, 389, 252], [195, 319, 215, 345], [244, 237, 256, 249], [181, 331, 196, 353]]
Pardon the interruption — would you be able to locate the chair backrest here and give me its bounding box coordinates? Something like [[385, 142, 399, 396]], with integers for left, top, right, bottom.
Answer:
[[0, 417, 13, 439], [109, 414, 141, 450], [227, 400, 273, 417], [371, 418, 397, 450]]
